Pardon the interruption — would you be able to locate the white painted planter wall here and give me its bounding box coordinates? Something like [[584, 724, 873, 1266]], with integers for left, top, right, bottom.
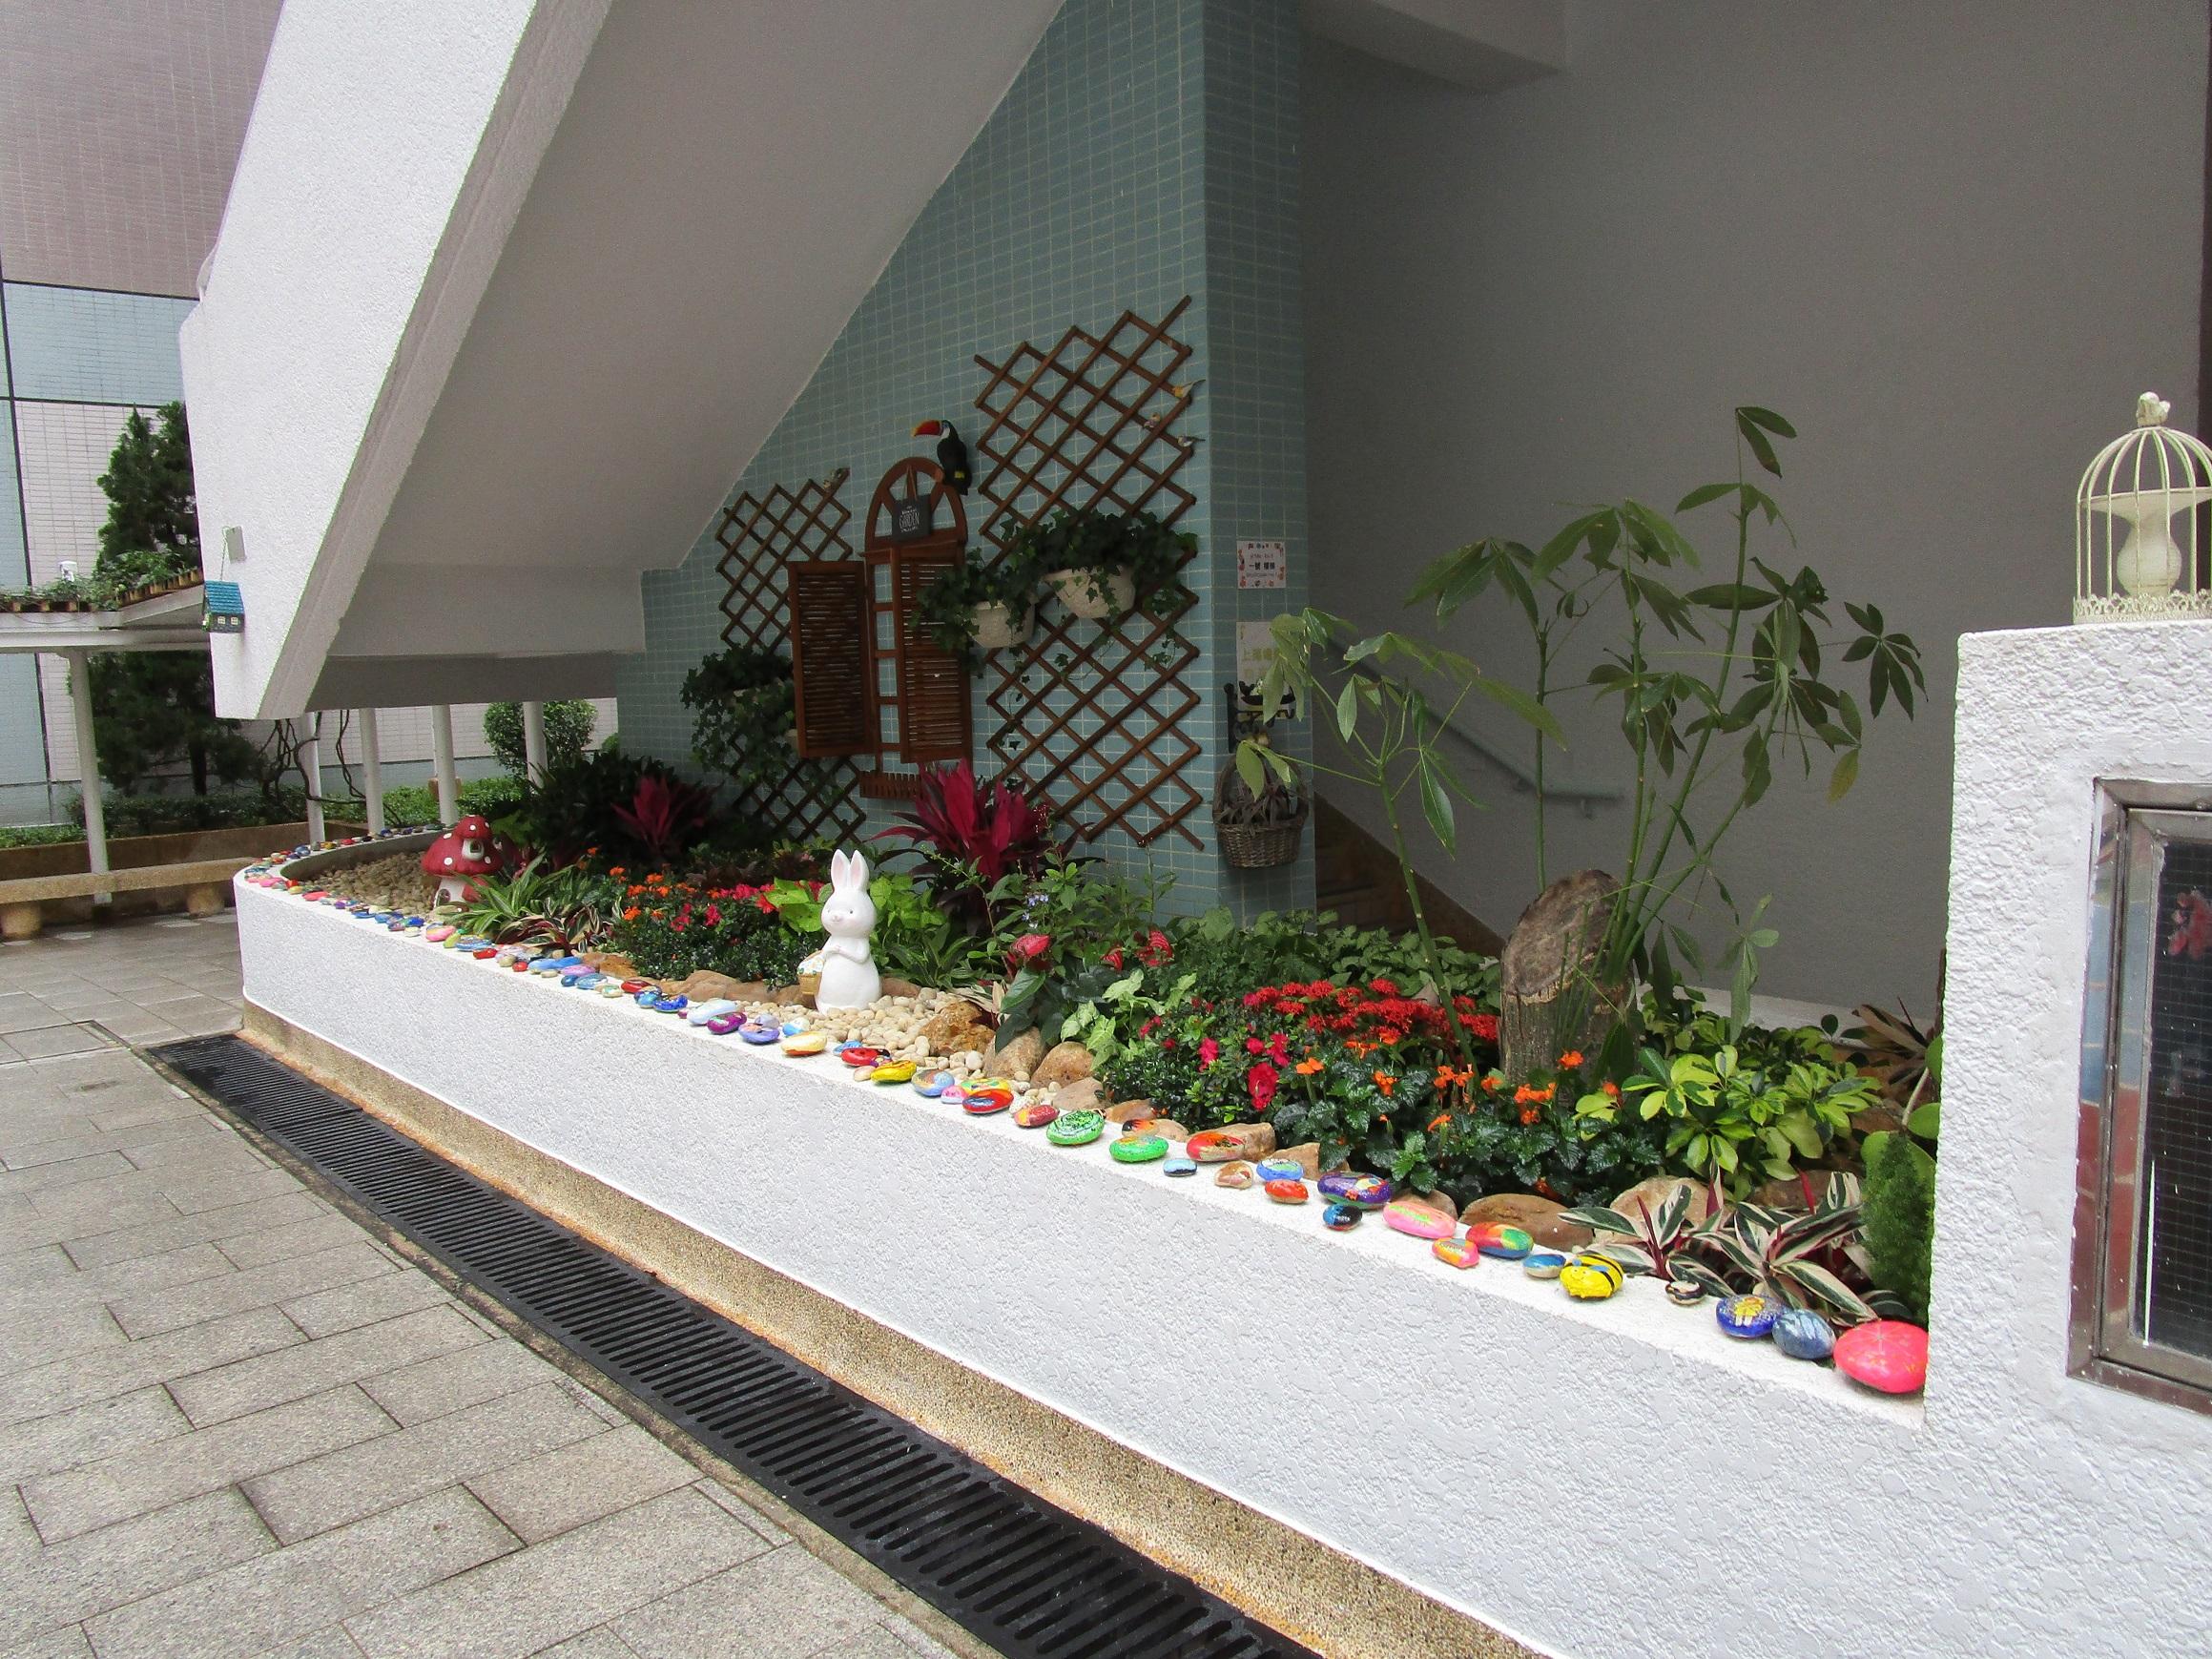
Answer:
[[236, 621, 2212, 1658]]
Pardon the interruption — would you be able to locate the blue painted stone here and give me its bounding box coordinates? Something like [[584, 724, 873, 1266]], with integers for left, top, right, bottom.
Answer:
[[386, 920, 409, 931], [912, 1070, 955, 1099], [1716, 1295, 1780, 1339], [1321, 1202, 1361, 1231], [597, 981, 629, 998], [687, 999, 739, 1027], [1317, 1172, 1392, 1210], [1163, 1155, 1198, 1177], [634, 989, 660, 1006], [569, 973, 603, 990], [1522, 1252, 1567, 1279], [738, 1022, 781, 1046], [650, 995, 689, 1014], [1253, 1156, 1306, 1184], [1771, 1307, 1836, 1361]]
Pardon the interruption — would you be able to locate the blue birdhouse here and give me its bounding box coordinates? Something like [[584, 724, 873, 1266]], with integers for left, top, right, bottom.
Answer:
[[202, 580, 245, 633]]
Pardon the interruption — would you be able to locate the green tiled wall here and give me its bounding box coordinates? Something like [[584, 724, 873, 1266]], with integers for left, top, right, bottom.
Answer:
[[618, 0, 1309, 917]]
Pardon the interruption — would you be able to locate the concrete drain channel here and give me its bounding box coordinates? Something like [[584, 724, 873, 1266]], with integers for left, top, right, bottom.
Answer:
[[157, 1035, 1319, 1659]]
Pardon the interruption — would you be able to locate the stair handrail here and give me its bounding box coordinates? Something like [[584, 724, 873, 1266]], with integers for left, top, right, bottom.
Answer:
[[1341, 658, 1623, 816]]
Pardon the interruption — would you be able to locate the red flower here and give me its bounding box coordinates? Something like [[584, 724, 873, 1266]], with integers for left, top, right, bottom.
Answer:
[[1006, 933, 1052, 971], [1105, 947, 1125, 970], [1268, 1031, 1289, 1065], [1370, 978, 1399, 995], [1248, 1061, 1279, 1112], [1245, 1036, 1265, 1055], [1199, 1037, 1220, 1068]]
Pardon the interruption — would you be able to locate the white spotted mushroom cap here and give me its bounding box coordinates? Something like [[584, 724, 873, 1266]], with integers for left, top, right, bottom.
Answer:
[[420, 814, 513, 877]]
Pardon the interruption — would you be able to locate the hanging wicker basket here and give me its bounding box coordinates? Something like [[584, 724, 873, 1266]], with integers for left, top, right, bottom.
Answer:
[[1217, 810, 1308, 869]]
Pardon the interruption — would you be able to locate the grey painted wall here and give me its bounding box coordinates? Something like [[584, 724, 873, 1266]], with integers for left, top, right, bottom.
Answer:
[[1302, 0, 2207, 1008]]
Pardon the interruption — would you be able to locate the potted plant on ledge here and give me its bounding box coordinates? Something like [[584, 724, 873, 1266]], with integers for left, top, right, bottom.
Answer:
[[1020, 506, 1194, 622], [917, 545, 1042, 664]]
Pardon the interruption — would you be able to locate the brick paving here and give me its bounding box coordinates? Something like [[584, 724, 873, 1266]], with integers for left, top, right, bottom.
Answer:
[[0, 917, 968, 1657]]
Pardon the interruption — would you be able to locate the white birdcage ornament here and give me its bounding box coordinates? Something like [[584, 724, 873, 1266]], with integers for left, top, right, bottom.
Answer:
[[2076, 393, 2212, 622]]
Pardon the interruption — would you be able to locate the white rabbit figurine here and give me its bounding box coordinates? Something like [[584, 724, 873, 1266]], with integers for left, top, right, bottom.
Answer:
[[813, 849, 881, 1011]]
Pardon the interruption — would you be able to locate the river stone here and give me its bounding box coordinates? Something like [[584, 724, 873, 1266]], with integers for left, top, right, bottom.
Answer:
[[675, 971, 751, 1003], [1214, 1160, 1256, 1189], [986, 1027, 1045, 1078], [1253, 1156, 1305, 1184], [1832, 1320, 1929, 1394], [1110, 1133, 1168, 1164], [1398, 1189, 1459, 1223], [920, 1004, 994, 1055], [1278, 1142, 1322, 1180], [1013, 1100, 1059, 1129], [1321, 1202, 1360, 1230], [1050, 1078, 1106, 1114], [1186, 1130, 1243, 1163], [1127, 1119, 1189, 1143], [1164, 1155, 1198, 1177], [1106, 1099, 1155, 1125], [1664, 1278, 1706, 1307], [1460, 1194, 1592, 1251], [1032, 1042, 1095, 1089], [1217, 1122, 1276, 1161], [1047, 1110, 1105, 1147], [1522, 1252, 1566, 1280], [1772, 1307, 1836, 1361]]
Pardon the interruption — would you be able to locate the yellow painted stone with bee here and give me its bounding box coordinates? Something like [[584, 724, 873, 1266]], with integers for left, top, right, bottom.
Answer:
[[1559, 1254, 1624, 1301]]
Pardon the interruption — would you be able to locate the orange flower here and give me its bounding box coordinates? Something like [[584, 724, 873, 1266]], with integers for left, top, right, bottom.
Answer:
[[1379, 1027, 1403, 1046], [1434, 1065, 1474, 1089], [1513, 1083, 1555, 1107], [1428, 1112, 1451, 1131], [622, 906, 640, 921], [1294, 1055, 1324, 1076], [1347, 1039, 1376, 1058], [608, 866, 627, 879], [1519, 1106, 1541, 1126], [1481, 1074, 1501, 1092], [1557, 1049, 1584, 1070], [1373, 1070, 1397, 1097], [1602, 1080, 1621, 1100]]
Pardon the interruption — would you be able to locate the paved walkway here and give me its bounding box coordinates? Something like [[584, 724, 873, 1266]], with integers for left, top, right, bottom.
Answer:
[[0, 916, 967, 1658]]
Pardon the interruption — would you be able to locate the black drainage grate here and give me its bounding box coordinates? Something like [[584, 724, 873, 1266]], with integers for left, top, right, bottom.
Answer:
[[157, 1036, 1318, 1659]]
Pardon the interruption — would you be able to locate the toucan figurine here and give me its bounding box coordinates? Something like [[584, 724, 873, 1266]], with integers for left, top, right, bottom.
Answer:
[[913, 419, 972, 494]]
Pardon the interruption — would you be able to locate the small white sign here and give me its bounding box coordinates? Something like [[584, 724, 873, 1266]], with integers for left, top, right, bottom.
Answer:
[[1236, 539, 1287, 590], [1236, 618, 1278, 685]]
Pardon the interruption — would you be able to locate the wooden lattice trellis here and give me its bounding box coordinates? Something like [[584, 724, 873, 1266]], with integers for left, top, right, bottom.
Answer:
[[972, 297, 1205, 849], [712, 469, 870, 844]]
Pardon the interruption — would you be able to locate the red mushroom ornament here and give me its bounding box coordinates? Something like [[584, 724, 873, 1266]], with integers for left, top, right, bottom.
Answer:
[[420, 816, 515, 905]]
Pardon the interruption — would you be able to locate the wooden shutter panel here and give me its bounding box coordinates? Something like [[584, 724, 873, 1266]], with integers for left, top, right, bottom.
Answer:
[[891, 545, 971, 764], [787, 561, 874, 757]]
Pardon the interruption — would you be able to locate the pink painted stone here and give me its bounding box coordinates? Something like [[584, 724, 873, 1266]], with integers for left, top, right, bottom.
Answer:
[[1832, 1320, 1929, 1395], [1383, 1199, 1457, 1240]]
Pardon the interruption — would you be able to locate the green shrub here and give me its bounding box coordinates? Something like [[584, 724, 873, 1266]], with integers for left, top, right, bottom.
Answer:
[[482, 701, 598, 779], [330, 776, 524, 830], [1861, 1130, 1936, 1324], [65, 787, 311, 838], [0, 823, 87, 850]]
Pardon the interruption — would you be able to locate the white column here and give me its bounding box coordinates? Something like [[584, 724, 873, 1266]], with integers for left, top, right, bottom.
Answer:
[[358, 707, 384, 835], [62, 650, 110, 901], [430, 703, 458, 823], [299, 716, 325, 844], [521, 699, 548, 782]]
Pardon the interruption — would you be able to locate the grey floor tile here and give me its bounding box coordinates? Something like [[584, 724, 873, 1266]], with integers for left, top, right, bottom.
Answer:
[[25, 1384, 396, 1544], [877, 1622, 960, 1659], [0, 993, 68, 1036], [0, 1387, 189, 1485], [0, 1151, 134, 1197], [81, 1487, 517, 1659], [118, 1131, 269, 1176], [533, 1630, 641, 1659], [0, 1301, 126, 1374], [154, 1162, 304, 1216], [610, 1545, 887, 1659], [693, 1479, 792, 1547], [168, 1306, 486, 1428], [345, 1487, 768, 1659], [0, 1190, 183, 1255], [258, 1629, 372, 1658], [799, 1627, 943, 1659], [356, 1338, 564, 1428], [0, 1242, 235, 1325], [106, 1242, 395, 1339], [247, 1382, 608, 1544], [217, 1213, 376, 1272], [64, 1190, 330, 1271], [0, 1486, 276, 1647], [0, 1113, 226, 1172], [5, 1028, 115, 1062], [282, 1272, 451, 1339], [465, 1423, 697, 1545], [0, 1624, 95, 1657], [0, 1305, 302, 1426]]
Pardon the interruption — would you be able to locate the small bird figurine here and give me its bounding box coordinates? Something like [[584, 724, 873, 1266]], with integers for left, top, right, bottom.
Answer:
[[912, 419, 972, 493]]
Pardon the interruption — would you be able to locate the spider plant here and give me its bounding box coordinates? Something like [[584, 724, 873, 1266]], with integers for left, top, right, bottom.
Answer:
[[442, 856, 618, 951]]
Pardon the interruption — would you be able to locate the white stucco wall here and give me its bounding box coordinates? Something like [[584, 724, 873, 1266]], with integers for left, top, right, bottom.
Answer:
[[238, 608, 2212, 1659], [1302, 0, 2208, 1009]]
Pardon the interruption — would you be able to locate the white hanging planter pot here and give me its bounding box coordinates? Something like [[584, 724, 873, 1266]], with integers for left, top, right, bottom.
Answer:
[[971, 600, 1036, 652], [1048, 568, 1134, 621]]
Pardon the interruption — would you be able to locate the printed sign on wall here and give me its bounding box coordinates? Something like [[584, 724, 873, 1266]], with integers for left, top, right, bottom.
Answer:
[[1236, 539, 1287, 589]]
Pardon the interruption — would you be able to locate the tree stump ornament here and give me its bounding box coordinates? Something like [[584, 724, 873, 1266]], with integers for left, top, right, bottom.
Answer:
[[1499, 870, 1623, 1085]]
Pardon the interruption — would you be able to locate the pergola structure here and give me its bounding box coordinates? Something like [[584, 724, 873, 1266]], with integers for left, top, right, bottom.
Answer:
[[1, 582, 549, 893]]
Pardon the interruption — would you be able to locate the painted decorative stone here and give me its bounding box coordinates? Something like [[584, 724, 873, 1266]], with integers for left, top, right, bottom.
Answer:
[[1185, 1130, 1242, 1163], [966, 1075, 1014, 1095], [1664, 1278, 1706, 1307], [1383, 1200, 1456, 1240], [597, 981, 629, 997], [1522, 1252, 1566, 1280], [620, 979, 651, 994], [1716, 1294, 1780, 1339], [569, 973, 604, 991], [650, 996, 689, 1014], [838, 1047, 881, 1068], [1560, 1254, 1624, 1300], [687, 999, 738, 1026], [559, 963, 593, 982], [474, 948, 502, 961], [1317, 1172, 1393, 1210], [1111, 1133, 1168, 1163], [1254, 1156, 1306, 1185], [1164, 1155, 1199, 1177], [1772, 1307, 1836, 1362], [707, 1014, 746, 1036], [1265, 1178, 1310, 1204], [1831, 1319, 1929, 1394], [1012, 1100, 1059, 1129], [1214, 1160, 1255, 1189], [1047, 1110, 1105, 1147], [1321, 1201, 1360, 1230], [962, 1088, 1013, 1116], [303, 890, 329, 902], [424, 925, 455, 944], [940, 1086, 968, 1108], [871, 1060, 918, 1085], [781, 1031, 828, 1057], [739, 1022, 782, 1046], [1469, 1224, 1534, 1260], [914, 1070, 957, 1099], [1432, 1235, 1481, 1270]]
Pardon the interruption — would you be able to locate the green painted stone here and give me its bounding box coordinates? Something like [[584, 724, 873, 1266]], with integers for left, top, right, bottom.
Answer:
[[1046, 1110, 1105, 1147], [1110, 1133, 1168, 1164]]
